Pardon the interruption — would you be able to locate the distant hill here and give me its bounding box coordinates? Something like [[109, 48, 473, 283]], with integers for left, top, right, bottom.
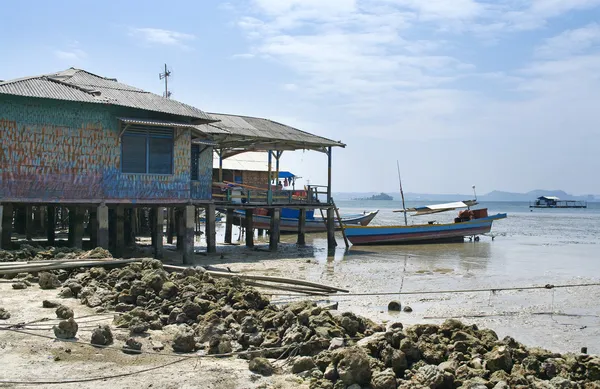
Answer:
[[352, 192, 393, 201], [334, 190, 598, 202]]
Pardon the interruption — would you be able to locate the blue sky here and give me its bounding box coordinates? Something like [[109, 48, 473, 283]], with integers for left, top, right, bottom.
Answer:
[[2, 0, 600, 195]]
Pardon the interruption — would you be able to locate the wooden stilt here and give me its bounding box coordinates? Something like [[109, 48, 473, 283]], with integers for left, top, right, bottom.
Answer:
[[166, 208, 174, 244], [205, 204, 217, 254], [114, 206, 125, 258], [326, 207, 337, 252], [183, 205, 195, 263], [245, 209, 254, 248], [96, 204, 109, 250], [47, 205, 56, 246], [0, 204, 13, 249], [88, 208, 97, 247], [225, 208, 234, 244], [153, 206, 164, 260], [269, 208, 281, 251], [25, 205, 33, 240], [298, 208, 306, 245], [70, 207, 84, 250]]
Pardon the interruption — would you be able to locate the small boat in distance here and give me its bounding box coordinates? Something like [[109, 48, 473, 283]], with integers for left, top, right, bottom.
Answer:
[[529, 196, 587, 209], [345, 201, 506, 245]]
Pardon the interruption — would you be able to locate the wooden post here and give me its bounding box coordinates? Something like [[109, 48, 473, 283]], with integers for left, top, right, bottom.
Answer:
[[47, 205, 56, 246], [269, 208, 280, 251], [25, 205, 33, 240], [88, 208, 97, 247], [327, 146, 332, 204], [297, 208, 306, 245], [166, 208, 175, 244], [245, 209, 254, 248], [218, 149, 224, 182], [97, 204, 109, 250], [183, 205, 196, 263], [275, 151, 282, 189], [224, 208, 234, 244], [70, 207, 84, 250], [114, 205, 125, 258], [267, 151, 273, 205], [176, 208, 184, 251], [327, 207, 337, 252], [153, 206, 164, 260], [124, 208, 134, 246], [149, 208, 156, 248], [257, 228, 264, 237], [205, 204, 217, 254], [14, 206, 26, 235], [0, 204, 13, 249]]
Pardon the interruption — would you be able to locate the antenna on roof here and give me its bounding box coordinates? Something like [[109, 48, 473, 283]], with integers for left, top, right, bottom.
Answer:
[[159, 63, 172, 98]]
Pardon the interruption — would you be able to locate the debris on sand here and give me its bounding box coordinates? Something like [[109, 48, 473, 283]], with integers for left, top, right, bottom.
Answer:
[[0, 308, 10, 320], [42, 300, 60, 308], [39, 272, 61, 289], [123, 338, 142, 354], [90, 325, 113, 346], [11, 282, 28, 290], [249, 357, 274, 376], [53, 318, 78, 339], [55, 305, 74, 319]]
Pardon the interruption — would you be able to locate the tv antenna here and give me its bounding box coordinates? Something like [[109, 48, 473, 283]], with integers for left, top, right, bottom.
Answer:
[[159, 64, 172, 98]]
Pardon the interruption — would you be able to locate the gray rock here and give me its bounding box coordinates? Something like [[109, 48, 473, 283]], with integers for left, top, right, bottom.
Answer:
[[0, 308, 10, 320], [172, 325, 196, 353], [329, 337, 345, 351], [549, 377, 577, 389], [460, 377, 489, 389], [249, 357, 274, 376], [388, 301, 402, 311], [403, 306, 413, 312], [336, 347, 372, 386], [53, 318, 78, 339], [324, 364, 338, 381], [371, 368, 397, 389], [42, 300, 59, 308], [55, 305, 74, 319], [90, 325, 113, 346], [39, 272, 61, 289], [129, 317, 149, 334], [381, 345, 407, 375], [123, 338, 142, 354], [152, 341, 165, 351], [484, 346, 513, 373], [400, 338, 420, 362], [347, 385, 362, 389], [58, 286, 73, 298], [492, 381, 508, 389], [292, 356, 317, 374], [12, 282, 27, 289], [415, 365, 444, 388]]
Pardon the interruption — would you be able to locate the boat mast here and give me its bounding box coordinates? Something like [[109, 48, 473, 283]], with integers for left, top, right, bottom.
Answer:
[[397, 160, 408, 226]]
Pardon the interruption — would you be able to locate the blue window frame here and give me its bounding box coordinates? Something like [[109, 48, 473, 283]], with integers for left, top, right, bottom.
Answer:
[[121, 125, 174, 174]]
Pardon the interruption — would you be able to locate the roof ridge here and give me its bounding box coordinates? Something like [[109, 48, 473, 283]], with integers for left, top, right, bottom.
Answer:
[[65, 68, 118, 82]]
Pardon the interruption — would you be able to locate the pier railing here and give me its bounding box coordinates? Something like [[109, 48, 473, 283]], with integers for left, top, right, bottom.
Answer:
[[212, 183, 329, 206]]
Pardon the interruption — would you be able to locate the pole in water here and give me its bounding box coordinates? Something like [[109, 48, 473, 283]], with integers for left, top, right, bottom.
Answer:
[[397, 160, 408, 226]]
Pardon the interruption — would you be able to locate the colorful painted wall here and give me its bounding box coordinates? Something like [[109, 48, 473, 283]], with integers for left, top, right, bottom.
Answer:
[[0, 95, 212, 202]]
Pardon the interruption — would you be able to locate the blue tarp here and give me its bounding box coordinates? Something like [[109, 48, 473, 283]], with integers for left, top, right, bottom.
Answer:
[[278, 171, 296, 179]]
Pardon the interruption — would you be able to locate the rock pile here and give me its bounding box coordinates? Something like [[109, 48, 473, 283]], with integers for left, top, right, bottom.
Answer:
[[0, 244, 112, 263], [303, 319, 600, 389]]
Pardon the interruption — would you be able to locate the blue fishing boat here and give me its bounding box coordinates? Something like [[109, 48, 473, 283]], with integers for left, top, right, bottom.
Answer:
[[344, 201, 506, 245]]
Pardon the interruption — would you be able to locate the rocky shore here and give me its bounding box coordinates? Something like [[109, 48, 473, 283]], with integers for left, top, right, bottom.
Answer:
[[1, 244, 599, 389]]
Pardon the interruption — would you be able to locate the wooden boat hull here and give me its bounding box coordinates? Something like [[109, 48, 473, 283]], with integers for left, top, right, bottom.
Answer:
[[345, 213, 507, 245], [230, 210, 379, 233]]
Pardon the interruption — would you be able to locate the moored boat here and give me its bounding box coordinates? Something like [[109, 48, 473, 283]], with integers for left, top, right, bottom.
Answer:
[[230, 208, 379, 233], [345, 201, 506, 245]]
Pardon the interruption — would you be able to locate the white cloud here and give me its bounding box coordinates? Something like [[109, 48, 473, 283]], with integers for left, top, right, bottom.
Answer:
[[282, 83, 298, 91], [535, 23, 600, 58], [54, 48, 87, 61], [129, 28, 195, 49], [232, 53, 255, 59]]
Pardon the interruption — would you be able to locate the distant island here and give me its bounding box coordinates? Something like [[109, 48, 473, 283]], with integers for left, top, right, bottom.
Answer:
[[336, 189, 598, 202], [352, 192, 394, 201]]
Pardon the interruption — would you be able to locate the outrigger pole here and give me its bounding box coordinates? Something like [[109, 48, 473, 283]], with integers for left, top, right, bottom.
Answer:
[[397, 160, 408, 226]]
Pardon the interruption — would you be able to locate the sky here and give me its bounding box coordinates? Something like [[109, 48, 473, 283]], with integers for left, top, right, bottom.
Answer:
[[1, 0, 600, 195]]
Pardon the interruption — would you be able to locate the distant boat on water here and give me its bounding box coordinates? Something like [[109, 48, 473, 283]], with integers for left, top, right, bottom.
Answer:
[[529, 196, 587, 209], [352, 192, 393, 201]]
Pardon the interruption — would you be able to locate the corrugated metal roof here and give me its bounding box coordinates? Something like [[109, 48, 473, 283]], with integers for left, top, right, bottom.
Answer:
[[0, 68, 216, 122], [118, 117, 202, 129], [200, 113, 345, 148]]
